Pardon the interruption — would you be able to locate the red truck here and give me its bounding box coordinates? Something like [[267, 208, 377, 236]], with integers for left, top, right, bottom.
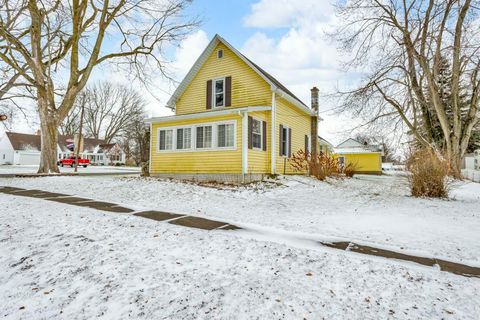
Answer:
[[58, 156, 90, 168]]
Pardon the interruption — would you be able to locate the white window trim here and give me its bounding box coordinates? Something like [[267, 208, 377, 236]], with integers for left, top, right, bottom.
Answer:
[[212, 77, 226, 109], [216, 123, 236, 149], [280, 125, 290, 158], [156, 120, 237, 153], [157, 128, 174, 152], [195, 124, 214, 150], [175, 126, 193, 151], [251, 117, 263, 151]]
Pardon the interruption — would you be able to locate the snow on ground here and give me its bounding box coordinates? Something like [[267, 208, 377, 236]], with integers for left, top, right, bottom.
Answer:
[[0, 165, 139, 175], [2, 174, 479, 265], [1, 193, 479, 319]]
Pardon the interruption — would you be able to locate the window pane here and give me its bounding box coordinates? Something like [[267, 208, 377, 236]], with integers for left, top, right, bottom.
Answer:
[[176, 128, 191, 150], [196, 126, 212, 149], [214, 79, 224, 107], [159, 129, 173, 150], [184, 128, 191, 149], [196, 127, 204, 148], [252, 120, 262, 149], [226, 124, 234, 147], [165, 130, 172, 149], [218, 124, 234, 148], [215, 79, 223, 93], [253, 134, 261, 149], [252, 119, 261, 134], [204, 126, 212, 148], [218, 124, 226, 147], [281, 127, 288, 156], [215, 94, 224, 107], [177, 128, 184, 149], [159, 130, 165, 150]]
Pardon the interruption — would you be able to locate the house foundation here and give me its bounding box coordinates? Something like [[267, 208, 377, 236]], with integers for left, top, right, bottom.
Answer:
[[150, 173, 266, 184]]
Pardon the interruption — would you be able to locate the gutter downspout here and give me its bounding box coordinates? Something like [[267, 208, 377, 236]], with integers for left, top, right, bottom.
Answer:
[[310, 87, 319, 161], [241, 111, 248, 182], [148, 122, 152, 175], [271, 89, 277, 174]]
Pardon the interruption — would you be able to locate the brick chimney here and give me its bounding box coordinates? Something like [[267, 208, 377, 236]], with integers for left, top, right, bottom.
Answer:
[[310, 87, 319, 159]]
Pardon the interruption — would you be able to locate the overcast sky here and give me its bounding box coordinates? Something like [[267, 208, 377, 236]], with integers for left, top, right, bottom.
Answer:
[[3, 0, 362, 145]]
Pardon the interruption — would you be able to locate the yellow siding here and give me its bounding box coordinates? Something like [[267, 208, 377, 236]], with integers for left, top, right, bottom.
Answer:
[[151, 115, 242, 173], [335, 153, 382, 173], [248, 111, 270, 173], [175, 42, 272, 115], [275, 97, 311, 175]]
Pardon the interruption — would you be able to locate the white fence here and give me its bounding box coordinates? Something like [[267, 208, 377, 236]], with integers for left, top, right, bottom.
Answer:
[[462, 169, 480, 183]]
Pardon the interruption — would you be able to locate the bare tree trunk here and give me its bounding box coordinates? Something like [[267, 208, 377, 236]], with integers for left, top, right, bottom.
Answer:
[[38, 96, 59, 173]]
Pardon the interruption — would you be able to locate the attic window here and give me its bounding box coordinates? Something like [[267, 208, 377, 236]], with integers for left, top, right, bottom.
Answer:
[[217, 49, 223, 59]]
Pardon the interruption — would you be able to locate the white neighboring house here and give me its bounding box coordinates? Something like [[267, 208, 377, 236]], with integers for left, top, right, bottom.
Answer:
[[463, 150, 480, 171], [335, 138, 384, 154], [0, 132, 126, 166]]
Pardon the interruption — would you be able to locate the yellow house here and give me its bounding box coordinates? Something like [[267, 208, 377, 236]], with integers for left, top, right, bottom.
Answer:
[[318, 136, 334, 156], [146, 34, 321, 183], [333, 138, 383, 174]]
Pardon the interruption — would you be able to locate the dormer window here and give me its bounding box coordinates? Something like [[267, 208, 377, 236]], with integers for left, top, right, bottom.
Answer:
[[213, 78, 225, 108], [217, 49, 223, 58]]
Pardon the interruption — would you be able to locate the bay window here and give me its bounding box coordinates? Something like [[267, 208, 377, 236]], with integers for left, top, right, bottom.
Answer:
[[157, 121, 235, 152]]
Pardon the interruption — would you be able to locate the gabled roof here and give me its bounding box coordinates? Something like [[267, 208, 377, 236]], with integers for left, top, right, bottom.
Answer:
[[166, 34, 314, 116], [4, 131, 118, 153], [335, 138, 383, 154], [6, 132, 41, 151], [336, 138, 364, 148], [318, 136, 334, 148]]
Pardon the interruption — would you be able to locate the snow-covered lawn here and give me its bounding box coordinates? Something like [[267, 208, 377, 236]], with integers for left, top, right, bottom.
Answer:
[[3, 174, 479, 264], [0, 165, 139, 175], [1, 174, 479, 318]]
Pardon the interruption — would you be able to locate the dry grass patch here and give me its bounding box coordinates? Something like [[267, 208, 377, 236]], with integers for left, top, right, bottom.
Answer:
[[406, 148, 451, 198]]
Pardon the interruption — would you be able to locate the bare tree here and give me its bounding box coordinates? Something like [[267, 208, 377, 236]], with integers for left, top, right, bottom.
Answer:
[[0, 0, 198, 173], [123, 115, 150, 167], [118, 121, 149, 166], [83, 82, 145, 143], [60, 82, 146, 143], [332, 0, 480, 175], [59, 96, 83, 136]]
